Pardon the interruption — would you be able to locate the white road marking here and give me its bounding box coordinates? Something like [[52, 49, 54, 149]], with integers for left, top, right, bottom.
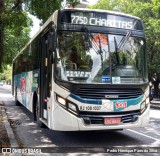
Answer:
[[127, 129, 160, 142]]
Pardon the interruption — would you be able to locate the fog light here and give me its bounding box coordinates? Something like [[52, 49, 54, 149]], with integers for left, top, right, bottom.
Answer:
[[68, 103, 77, 112], [57, 96, 66, 106]]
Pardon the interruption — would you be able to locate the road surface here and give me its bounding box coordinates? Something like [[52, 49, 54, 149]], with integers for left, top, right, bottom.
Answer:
[[0, 85, 160, 155]]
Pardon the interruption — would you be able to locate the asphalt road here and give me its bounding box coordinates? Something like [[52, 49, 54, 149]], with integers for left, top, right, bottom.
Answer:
[[0, 85, 160, 156]]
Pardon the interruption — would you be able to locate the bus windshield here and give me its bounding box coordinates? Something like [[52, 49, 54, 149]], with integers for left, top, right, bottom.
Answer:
[[56, 31, 147, 84]]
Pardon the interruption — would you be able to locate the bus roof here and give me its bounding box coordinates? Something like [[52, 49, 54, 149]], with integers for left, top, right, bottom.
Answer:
[[67, 8, 141, 20], [32, 8, 142, 41]]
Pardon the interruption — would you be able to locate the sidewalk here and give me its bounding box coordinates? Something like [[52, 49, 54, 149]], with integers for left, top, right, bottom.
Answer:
[[0, 103, 10, 148], [0, 101, 19, 150], [150, 98, 160, 110]]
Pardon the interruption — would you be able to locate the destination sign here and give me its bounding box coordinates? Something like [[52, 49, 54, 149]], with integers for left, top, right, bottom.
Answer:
[[71, 15, 133, 29], [60, 11, 144, 30]]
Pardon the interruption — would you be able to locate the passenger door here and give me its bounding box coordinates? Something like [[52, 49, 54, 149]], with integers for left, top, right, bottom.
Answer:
[[40, 27, 54, 123]]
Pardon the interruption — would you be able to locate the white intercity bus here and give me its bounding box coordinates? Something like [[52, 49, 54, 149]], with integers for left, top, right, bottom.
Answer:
[[12, 8, 150, 131]]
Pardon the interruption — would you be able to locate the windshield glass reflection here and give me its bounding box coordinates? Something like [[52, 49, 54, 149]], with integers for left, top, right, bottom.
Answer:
[[56, 31, 147, 84]]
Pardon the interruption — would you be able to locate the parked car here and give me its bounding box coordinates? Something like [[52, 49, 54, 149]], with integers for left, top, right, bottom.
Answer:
[[0, 82, 3, 86]]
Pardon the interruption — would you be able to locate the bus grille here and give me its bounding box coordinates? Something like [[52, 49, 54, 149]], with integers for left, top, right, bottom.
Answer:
[[75, 88, 143, 99], [80, 110, 140, 125]]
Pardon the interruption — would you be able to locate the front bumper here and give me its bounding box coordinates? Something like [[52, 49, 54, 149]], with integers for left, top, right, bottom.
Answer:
[[52, 103, 150, 131]]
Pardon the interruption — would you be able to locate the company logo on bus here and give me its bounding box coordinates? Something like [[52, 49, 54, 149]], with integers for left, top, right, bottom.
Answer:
[[105, 95, 119, 98], [115, 102, 127, 109]]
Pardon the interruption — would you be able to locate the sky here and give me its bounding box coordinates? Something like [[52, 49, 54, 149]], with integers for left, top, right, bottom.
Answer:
[[29, 0, 99, 37], [28, 13, 41, 38]]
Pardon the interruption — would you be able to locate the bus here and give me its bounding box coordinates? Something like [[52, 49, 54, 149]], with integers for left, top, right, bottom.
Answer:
[[12, 8, 150, 131]]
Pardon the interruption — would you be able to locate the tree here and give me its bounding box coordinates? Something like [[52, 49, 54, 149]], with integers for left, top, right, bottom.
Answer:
[[0, 65, 12, 84], [25, 0, 80, 23], [0, 0, 81, 69], [0, 0, 31, 69], [0, 0, 4, 68], [4, 27, 30, 64], [89, 0, 160, 76]]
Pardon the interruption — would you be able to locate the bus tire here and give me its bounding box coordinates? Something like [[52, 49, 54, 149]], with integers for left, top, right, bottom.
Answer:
[[15, 88, 20, 106], [35, 101, 44, 128]]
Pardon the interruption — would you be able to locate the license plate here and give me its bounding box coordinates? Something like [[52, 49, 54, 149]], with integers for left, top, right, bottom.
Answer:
[[104, 117, 121, 125]]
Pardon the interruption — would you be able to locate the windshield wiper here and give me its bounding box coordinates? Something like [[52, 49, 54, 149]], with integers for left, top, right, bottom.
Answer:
[[81, 26, 108, 69], [81, 26, 100, 54], [118, 31, 131, 50], [114, 36, 120, 65], [113, 31, 132, 66]]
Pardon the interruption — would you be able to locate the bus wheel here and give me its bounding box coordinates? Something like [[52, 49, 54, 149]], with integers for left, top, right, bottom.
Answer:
[[35, 102, 44, 128], [15, 88, 20, 106]]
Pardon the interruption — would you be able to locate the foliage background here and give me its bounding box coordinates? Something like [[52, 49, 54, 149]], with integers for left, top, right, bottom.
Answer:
[[0, 0, 79, 83], [89, 0, 160, 79]]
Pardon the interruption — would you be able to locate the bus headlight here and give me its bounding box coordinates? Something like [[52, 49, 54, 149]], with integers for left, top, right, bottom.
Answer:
[[56, 95, 67, 106], [56, 94, 78, 115], [68, 102, 78, 115], [68, 103, 77, 112]]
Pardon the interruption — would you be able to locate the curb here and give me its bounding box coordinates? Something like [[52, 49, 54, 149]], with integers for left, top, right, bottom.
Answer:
[[1, 102, 19, 148]]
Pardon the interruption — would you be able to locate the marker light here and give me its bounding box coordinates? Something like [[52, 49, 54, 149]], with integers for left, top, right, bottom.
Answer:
[[57, 96, 66, 106]]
